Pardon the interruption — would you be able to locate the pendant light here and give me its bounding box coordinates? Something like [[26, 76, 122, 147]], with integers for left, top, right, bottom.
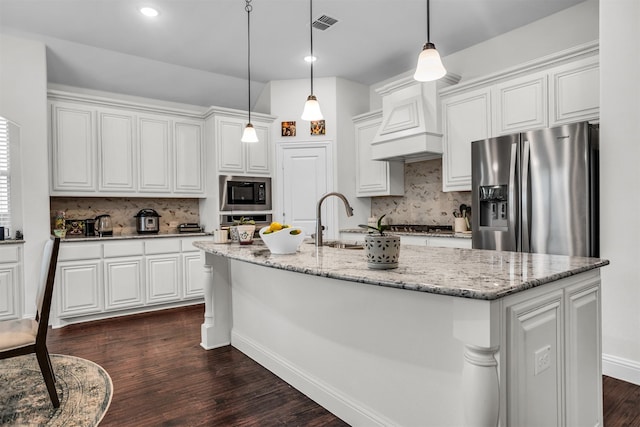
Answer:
[[414, 0, 447, 82], [241, 0, 259, 143], [301, 0, 323, 121]]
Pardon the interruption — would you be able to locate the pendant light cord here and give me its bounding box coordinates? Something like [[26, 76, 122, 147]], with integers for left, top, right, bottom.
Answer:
[[426, 0, 431, 43], [309, 0, 314, 96], [246, 0, 252, 124]]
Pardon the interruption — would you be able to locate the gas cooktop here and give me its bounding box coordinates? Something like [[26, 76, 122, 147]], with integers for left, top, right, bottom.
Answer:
[[387, 224, 454, 234]]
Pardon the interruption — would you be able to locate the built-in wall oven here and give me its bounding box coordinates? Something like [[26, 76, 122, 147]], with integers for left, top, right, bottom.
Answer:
[[219, 175, 272, 212]]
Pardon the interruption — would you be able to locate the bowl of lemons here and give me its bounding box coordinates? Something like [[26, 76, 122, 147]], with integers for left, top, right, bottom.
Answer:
[[259, 222, 305, 254]]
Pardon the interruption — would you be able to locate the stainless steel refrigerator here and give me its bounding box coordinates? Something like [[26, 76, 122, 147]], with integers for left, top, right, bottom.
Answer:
[[471, 121, 599, 257]]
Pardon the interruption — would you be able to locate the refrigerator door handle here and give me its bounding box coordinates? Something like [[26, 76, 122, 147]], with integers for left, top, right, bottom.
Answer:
[[509, 144, 519, 251], [521, 140, 531, 253]]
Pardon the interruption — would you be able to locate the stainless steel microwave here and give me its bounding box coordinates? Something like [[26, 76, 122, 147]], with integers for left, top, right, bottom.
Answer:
[[219, 175, 272, 211]]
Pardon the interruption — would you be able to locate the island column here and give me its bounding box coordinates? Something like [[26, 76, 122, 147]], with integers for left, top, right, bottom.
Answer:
[[200, 252, 233, 350]]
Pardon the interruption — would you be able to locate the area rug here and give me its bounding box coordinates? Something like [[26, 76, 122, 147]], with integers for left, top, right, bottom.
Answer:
[[0, 354, 112, 426]]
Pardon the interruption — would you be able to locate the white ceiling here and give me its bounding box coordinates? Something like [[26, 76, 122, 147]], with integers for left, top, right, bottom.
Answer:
[[0, 0, 587, 109]]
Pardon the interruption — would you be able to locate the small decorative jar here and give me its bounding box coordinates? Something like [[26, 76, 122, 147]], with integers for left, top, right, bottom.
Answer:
[[363, 234, 401, 269]]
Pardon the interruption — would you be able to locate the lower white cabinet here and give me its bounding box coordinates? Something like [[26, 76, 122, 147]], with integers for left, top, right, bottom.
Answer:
[[340, 232, 472, 249], [0, 245, 23, 321], [503, 274, 601, 426], [146, 255, 181, 304], [54, 236, 205, 326]]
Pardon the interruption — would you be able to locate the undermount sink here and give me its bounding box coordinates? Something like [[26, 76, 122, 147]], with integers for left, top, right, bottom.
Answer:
[[306, 240, 364, 250]]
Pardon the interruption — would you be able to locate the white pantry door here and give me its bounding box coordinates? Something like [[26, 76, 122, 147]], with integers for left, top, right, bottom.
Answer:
[[277, 143, 333, 238]]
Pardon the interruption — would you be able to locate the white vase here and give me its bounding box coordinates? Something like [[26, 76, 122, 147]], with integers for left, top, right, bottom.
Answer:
[[364, 234, 401, 269]]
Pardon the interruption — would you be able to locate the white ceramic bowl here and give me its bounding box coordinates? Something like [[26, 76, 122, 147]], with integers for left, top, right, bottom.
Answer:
[[259, 226, 305, 254]]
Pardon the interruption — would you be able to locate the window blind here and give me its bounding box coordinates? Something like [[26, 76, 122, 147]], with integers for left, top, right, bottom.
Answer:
[[0, 117, 11, 231]]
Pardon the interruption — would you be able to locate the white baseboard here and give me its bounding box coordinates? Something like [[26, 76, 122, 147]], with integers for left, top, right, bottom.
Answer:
[[603, 353, 640, 386], [231, 331, 396, 427]]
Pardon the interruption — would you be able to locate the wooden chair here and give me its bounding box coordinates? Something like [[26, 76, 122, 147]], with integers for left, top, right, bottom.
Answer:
[[0, 237, 61, 408]]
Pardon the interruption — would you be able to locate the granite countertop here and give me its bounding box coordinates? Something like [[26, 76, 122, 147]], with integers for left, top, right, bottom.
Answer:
[[59, 232, 210, 242], [340, 228, 472, 239], [0, 239, 25, 245], [193, 240, 609, 301]]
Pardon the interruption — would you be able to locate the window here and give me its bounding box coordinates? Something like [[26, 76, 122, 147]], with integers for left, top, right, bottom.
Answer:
[[0, 117, 11, 231]]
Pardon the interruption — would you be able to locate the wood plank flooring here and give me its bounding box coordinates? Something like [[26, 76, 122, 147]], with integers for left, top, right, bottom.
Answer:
[[46, 304, 640, 426]]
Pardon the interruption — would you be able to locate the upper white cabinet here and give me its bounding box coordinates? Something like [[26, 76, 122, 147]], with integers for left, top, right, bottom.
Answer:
[[138, 114, 171, 193], [174, 119, 205, 193], [97, 107, 136, 192], [440, 46, 599, 192], [216, 115, 271, 175], [441, 87, 492, 192], [549, 56, 599, 126], [353, 110, 404, 197], [50, 102, 97, 192], [494, 71, 548, 135], [49, 92, 205, 197]]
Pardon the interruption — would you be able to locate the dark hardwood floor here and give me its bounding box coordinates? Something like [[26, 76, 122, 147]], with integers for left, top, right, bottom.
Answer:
[[47, 305, 640, 426]]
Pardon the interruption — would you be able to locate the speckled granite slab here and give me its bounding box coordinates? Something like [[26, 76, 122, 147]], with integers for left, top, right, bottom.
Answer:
[[193, 240, 609, 301]]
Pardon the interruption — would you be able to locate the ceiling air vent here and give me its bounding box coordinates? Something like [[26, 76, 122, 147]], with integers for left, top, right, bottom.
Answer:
[[312, 15, 338, 31]]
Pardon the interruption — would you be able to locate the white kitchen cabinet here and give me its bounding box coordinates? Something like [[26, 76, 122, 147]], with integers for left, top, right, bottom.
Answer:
[[0, 245, 22, 321], [103, 240, 145, 310], [56, 260, 103, 318], [428, 236, 472, 249], [549, 56, 600, 126], [216, 115, 272, 175], [494, 72, 548, 135], [97, 107, 136, 192], [53, 236, 204, 327], [104, 257, 144, 310], [174, 119, 205, 193], [353, 110, 404, 197], [146, 255, 181, 304], [48, 93, 206, 197], [138, 114, 171, 193], [441, 87, 492, 192], [49, 101, 97, 193], [503, 272, 602, 426]]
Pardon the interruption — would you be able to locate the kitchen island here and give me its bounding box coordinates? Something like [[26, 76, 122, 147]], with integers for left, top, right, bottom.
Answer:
[[193, 240, 608, 427]]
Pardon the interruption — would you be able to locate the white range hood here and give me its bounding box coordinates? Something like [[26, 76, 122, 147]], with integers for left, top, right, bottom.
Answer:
[[371, 74, 458, 162]]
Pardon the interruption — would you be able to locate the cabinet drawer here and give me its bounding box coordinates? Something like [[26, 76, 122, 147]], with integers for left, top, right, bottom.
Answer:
[[59, 243, 102, 261], [103, 241, 144, 258], [145, 238, 181, 255], [0, 245, 20, 263], [181, 236, 208, 252]]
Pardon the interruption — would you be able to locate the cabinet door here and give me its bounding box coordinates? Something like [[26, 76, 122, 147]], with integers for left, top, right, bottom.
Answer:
[[56, 261, 102, 317], [246, 121, 271, 174], [97, 108, 136, 191], [146, 255, 180, 304], [50, 102, 96, 192], [183, 253, 204, 298], [138, 115, 171, 193], [427, 236, 472, 249], [494, 72, 548, 135], [217, 117, 245, 173], [564, 282, 601, 427], [442, 88, 492, 192], [506, 290, 564, 427], [174, 119, 205, 193], [549, 57, 599, 126], [104, 257, 144, 310], [0, 264, 19, 320], [354, 112, 404, 197]]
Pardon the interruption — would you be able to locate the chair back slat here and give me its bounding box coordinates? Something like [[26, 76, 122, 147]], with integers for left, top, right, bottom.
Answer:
[[35, 237, 60, 342]]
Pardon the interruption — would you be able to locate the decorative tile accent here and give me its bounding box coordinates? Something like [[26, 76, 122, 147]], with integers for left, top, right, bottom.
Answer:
[[371, 159, 472, 226], [50, 197, 200, 235]]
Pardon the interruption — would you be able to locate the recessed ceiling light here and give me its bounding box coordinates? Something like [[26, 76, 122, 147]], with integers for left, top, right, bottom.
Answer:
[[304, 55, 317, 63], [140, 7, 159, 17]]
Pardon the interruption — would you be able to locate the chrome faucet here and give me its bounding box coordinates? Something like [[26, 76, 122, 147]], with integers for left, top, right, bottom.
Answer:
[[315, 192, 354, 247]]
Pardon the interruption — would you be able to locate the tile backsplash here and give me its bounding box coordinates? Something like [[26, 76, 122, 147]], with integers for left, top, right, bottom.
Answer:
[[371, 159, 472, 226], [50, 197, 200, 235]]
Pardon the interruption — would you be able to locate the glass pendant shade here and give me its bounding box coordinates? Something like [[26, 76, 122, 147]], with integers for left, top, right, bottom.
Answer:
[[301, 95, 323, 121], [414, 42, 446, 82], [241, 123, 259, 143]]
